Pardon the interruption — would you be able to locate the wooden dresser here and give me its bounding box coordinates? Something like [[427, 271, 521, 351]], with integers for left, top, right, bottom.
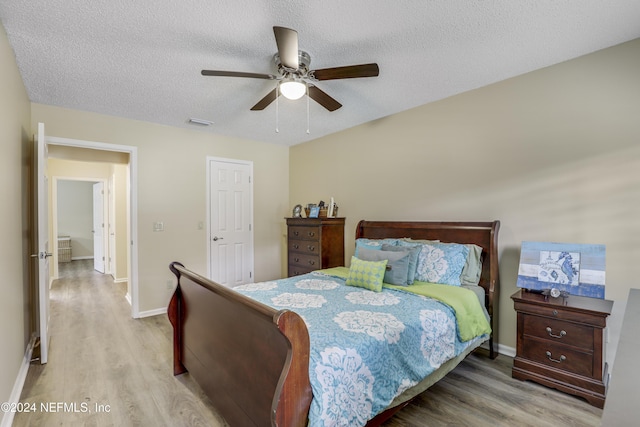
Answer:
[[286, 217, 345, 277], [511, 289, 613, 408]]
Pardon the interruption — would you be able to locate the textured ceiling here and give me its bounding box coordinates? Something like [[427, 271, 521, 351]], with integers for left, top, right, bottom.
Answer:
[[1, 1, 639, 146]]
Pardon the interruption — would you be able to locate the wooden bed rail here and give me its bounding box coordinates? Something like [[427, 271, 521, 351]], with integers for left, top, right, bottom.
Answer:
[[168, 262, 312, 426]]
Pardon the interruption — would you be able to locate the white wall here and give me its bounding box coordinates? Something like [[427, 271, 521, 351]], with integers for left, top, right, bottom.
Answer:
[[0, 21, 32, 415], [290, 39, 640, 367]]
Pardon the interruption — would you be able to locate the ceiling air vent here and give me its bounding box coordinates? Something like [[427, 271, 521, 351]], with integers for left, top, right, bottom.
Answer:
[[187, 118, 213, 126]]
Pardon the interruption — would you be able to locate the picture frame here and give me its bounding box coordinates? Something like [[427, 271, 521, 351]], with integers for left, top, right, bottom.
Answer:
[[516, 241, 606, 299], [308, 206, 320, 218], [327, 197, 336, 218]]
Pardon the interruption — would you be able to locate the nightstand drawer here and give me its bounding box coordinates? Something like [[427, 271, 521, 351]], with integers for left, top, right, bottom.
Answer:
[[522, 315, 594, 351], [522, 338, 594, 378], [288, 226, 321, 241], [288, 239, 320, 255], [514, 300, 607, 328]]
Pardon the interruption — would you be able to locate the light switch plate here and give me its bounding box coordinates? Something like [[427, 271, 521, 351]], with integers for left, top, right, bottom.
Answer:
[[153, 221, 164, 232]]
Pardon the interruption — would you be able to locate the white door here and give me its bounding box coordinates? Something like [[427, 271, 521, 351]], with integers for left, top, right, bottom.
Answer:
[[35, 122, 51, 364], [93, 182, 105, 273], [208, 158, 254, 286]]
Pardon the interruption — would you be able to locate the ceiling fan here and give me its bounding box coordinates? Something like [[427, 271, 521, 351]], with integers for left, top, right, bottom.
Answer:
[[201, 26, 379, 112]]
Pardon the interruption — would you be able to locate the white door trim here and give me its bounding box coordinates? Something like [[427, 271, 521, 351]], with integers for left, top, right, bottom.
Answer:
[[51, 177, 108, 280], [45, 135, 140, 318], [206, 156, 254, 282]]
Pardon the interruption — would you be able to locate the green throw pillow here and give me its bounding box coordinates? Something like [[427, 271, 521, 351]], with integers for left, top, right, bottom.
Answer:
[[346, 256, 387, 292]]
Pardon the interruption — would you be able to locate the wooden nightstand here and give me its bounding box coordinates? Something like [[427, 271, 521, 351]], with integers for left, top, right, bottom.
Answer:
[[511, 289, 613, 408], [286, 217, 345, 277]]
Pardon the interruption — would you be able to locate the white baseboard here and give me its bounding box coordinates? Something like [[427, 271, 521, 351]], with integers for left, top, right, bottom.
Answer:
[[1, 334, 37, 427], [138, 307, 167, 318], [498, 343, 516, 358], [113, 277, 128, 283], [125, 292, 132, 306]]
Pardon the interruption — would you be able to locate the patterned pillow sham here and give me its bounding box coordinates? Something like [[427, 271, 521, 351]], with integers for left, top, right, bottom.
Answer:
[[345, 256, 387, 292], [354, 238, 399, 257], [398, 240, 469, 286]]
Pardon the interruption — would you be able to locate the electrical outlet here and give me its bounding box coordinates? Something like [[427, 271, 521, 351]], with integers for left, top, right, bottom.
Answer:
[[153, 221, 164, 232]]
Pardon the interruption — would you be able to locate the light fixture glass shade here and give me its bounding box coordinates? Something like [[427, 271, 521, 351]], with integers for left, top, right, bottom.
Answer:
[[279, 80, 306, 100]]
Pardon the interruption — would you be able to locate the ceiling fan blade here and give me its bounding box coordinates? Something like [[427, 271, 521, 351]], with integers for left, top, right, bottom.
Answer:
[[273, 26, 299, 70], [308, 85, 342, 112], [311, 63, 379, 81], [201, 70, 277, 80], [250, 88, 280, 111]]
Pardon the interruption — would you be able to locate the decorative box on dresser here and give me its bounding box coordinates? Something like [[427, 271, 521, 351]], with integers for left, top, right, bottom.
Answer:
[[511, 289, 613, 408], [286, 217, 345, 277]]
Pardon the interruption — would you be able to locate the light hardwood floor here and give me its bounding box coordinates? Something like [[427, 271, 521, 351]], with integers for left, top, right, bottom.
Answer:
[[15, 260, 602, 426]]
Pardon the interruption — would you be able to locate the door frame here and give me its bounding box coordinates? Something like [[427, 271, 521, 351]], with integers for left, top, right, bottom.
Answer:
[[206, 156, 254, 282], [51, 177, 108, 279], [46, 135, 140, 318]]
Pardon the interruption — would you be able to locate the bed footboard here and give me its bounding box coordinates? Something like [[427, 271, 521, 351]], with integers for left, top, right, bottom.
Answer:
[[168, 262, 312, 427]]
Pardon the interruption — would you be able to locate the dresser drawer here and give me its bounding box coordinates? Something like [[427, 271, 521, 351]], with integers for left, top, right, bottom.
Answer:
[[288, 252, 321, 270], [522, 338, 594, 377], [288, 239, 320, 255], [522, 315, 594, 351], [288, 226, 321, 241]]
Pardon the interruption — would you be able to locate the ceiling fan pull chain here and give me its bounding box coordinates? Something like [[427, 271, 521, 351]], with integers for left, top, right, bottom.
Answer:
[[306, 85, 310, 134], [275, 83, 279, 133]]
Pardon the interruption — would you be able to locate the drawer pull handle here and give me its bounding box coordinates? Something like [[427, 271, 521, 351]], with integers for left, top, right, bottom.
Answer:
[[293, 244, 299, 249], [552, 309, 558, 316], [308, 260, 315, 265], [546, 327, 567, 339], [294, 258, 299, 262], [307, 245, 315, 252], [308, 231, 315, 237], [294, 231, 299, 236], [546, 351, 566, 363]]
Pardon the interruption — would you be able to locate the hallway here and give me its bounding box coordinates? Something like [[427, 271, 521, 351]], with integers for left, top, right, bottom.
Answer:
[[14, 260, 226, 426]]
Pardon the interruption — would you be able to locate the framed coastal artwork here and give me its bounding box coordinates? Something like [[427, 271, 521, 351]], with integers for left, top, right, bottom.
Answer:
[[516, 241, 606, 299]]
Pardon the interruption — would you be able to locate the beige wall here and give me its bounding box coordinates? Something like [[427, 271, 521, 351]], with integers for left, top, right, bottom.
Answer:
[[31, 104, 290, 313], [113, 163, 129, 283], [0, 23, 32, 407], [290, 39, 640, 366]]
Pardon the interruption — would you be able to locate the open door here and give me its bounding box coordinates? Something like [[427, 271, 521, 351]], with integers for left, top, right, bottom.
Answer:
[[93, 182, 105, 273], [35, 122, 51, 364]]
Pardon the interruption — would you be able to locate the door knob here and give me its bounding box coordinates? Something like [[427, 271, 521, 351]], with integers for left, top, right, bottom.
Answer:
[[33, 252, 53, 259], [212, 236, 224, 241]]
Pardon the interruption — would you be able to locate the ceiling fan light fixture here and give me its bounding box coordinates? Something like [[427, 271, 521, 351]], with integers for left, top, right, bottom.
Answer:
[[279, 79, 306, 100]]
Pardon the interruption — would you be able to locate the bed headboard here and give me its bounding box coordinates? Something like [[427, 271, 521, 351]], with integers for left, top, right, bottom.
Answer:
[[355, 220, 500, 358]]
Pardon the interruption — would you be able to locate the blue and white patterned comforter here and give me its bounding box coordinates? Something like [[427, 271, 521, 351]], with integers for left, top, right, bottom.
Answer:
[[234, 271, 488, 427]]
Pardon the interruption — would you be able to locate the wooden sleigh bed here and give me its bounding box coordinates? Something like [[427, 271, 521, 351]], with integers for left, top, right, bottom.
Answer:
[[168, 220, 500, 426]]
